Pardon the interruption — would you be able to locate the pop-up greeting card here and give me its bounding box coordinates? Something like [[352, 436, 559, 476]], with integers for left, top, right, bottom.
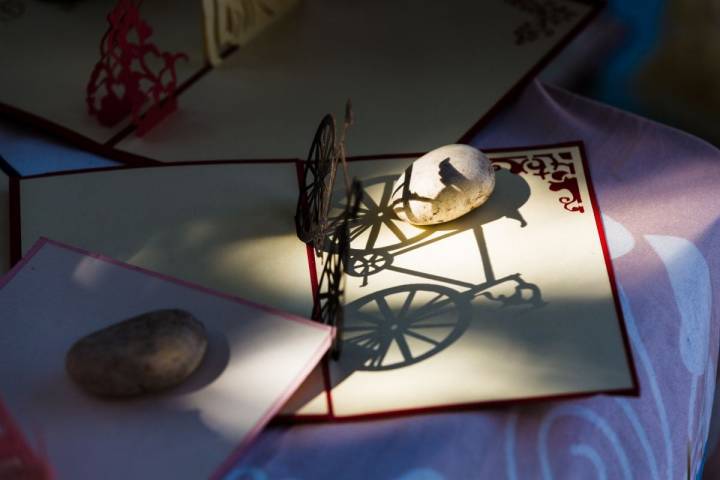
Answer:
[[202, 0, 299, 65], [86, 0, 188, 135], [0, 1, 601, 159], [0, 238, 332, 479], [6, 110, 637, 419]]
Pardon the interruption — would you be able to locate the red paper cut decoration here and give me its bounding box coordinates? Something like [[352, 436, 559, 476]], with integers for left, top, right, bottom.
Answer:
[[492, 150, 585, 213], [0, 399, 53, 479], [86, 0, 188, 136]]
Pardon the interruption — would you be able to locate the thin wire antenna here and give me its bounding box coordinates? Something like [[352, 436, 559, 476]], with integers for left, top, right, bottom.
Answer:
[[337, 99, 353, 192]]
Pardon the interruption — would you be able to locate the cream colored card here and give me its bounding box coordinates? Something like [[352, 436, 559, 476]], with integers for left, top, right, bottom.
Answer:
[[0, 0, 206, 142], [15, 160, 331, 416], [13, 143, 636, 419], [1, 0, 596, 155], [116, 0, 596, 160], [282, 144, 636, 417], [18, 162, 313, 317], [203, 0, 300, 65], [0, 238, 331, 479]]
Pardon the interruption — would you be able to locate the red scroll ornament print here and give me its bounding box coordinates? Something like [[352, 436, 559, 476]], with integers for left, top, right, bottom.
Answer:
[[491, 150, 585, 213], [86, 0, 188, 136]]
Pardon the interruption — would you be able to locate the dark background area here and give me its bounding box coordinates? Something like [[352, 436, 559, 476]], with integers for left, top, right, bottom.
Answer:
[[543, 0, 720, 147]]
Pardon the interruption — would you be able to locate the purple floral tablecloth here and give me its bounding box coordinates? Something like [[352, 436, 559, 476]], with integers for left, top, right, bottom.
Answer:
[[2, 80, 720, 479]]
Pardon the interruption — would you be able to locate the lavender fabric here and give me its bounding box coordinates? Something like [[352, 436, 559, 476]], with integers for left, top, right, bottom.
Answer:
[[2, 81, 720, 479], [228, 82, 720, 480]]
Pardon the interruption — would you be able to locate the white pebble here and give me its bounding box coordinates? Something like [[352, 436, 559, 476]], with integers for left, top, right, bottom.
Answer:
[[391, 144, 495, 225]]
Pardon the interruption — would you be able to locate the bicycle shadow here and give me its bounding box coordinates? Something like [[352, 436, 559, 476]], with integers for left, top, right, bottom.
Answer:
[[342, 168, 531, 284], [333, 168, 545, 375]]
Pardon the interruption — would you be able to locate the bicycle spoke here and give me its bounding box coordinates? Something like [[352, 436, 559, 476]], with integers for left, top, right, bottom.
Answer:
[[355, 205, 372, 214], [367, 336, 392, 367], [346, 332, 376, 345], [370, 349, 389, 368], [375, 296, 395, 322], [349, 223, 371, 242], [410, 294, 454, 321], [394, 332, 413, 362], [383, 218, 408, 242], [379, 178, 394, 210], [406, 322, 458, 329], [360, 191, 380, 211], [352, 310, 383, 325], [343, 325, 377, 332], [412, 306, 456, 323], [397, 290, 416, 321], [405, 330, 440, 346], [365, 215, 384, 251]]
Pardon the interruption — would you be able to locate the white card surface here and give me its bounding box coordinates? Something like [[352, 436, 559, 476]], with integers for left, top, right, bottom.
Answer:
[[0, 0, 206, 142], [116, 0, 595, 160], [0, 238, 331, 479], [325, 147, 634, 415], [1, 0, 596, 157], [19, 162, 313, 317], [11, 143, 637, 419], [279, 145, 636, 417]]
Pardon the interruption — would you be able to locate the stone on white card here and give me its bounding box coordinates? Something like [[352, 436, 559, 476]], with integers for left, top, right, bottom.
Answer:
[[391, 144, 495, 225], [66, 309, 207, 397]]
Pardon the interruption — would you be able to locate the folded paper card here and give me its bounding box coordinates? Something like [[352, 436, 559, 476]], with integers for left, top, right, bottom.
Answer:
[[0, 238, 332, 478], [7, 141, 638, 419], [0, 0, 206, 143], [114, 0, 600, 160], [0, 160, 11, 273], [203, 0, 300, 65], [290, 145, 637, 418], [0, 0, 599, 158], [85, 0, 189, 135]]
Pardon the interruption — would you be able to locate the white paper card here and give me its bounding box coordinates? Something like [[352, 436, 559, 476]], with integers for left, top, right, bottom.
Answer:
[[19, 162, 313, 317], [328, 147, 635, 415], [0, 0, 595, 156], [0, 0, 206, 142], [116, 0, 595, 160], [13, 143, 637, 419], [0, 239, 331, 479]]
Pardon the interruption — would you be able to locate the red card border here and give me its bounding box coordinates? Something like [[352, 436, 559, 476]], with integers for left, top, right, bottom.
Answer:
[[0, 237, 333, 480], [282, 141, 641, 422], [5, 140, 640, 424], [0, 1, 604, 165]]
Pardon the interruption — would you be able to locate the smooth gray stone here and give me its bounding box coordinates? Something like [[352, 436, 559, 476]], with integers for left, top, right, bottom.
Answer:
[[66, 309, 207, 397], [391, 144, 495, 225]]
